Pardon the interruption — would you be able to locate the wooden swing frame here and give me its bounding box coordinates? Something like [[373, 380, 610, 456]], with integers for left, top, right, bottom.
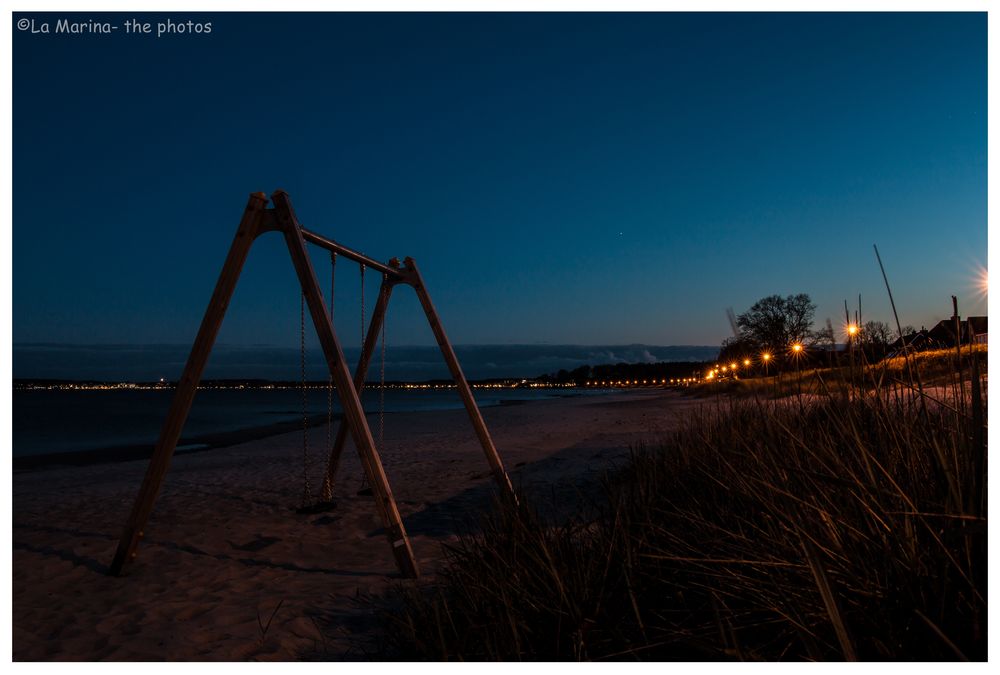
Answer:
[[109, 190, 514, 579]]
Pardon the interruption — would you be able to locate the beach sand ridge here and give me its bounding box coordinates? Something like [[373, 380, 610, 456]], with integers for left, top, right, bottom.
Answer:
[[13, 389, 702, 661]]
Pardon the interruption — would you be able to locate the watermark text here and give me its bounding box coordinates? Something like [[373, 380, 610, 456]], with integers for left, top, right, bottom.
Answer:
[[17, 17, 213, 38]]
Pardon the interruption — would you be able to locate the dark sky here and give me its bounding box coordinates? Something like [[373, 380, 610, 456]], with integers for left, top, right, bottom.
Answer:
[[14, 12, 987, 355]]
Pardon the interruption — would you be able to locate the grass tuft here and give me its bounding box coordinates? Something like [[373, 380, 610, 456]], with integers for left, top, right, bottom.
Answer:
[[378, 358, 986, 660]]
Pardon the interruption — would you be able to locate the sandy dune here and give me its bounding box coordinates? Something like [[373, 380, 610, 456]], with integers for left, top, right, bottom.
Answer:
[[13, 389, 704, 661]]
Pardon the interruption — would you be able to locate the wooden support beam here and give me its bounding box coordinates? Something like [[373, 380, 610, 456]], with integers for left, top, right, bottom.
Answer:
[[110, 192, 269, 576], [271, 190, 419, 579], [320, 276, 396, 502], [405, 258, 515, 498], [300, 228, 405, 280], [109, 190, 507, 583]]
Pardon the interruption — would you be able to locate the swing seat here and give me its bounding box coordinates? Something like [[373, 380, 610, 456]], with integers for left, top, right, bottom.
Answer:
[[293, 500, 338, 515]]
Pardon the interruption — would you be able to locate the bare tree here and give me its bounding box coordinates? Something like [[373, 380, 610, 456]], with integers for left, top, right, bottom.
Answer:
[[736, 294, 817, 354], [860, 320, 894, 351], [811, 318, 836, 350], [717, 334, 757, 363]]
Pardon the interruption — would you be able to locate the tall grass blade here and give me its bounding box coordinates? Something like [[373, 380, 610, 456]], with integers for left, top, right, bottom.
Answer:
[[800, 537, 856, 661]]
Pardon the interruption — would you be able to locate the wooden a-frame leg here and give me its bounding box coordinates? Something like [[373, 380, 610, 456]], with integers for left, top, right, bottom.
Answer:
[[405, 258, 516, 498], [272, 191, 418, 579], [320, 277, 395, 502], [109, 192, 269, 576]]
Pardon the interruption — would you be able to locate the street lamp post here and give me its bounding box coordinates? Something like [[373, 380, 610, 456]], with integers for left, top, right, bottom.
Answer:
[[792, 343, 803, 399], [761, 352, 772, 396], [847, 324, 859, 390]]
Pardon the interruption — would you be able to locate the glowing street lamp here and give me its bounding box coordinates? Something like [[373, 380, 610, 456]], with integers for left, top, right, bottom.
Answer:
[[761, 352, 772, 378], [791, 343, 803, 397]]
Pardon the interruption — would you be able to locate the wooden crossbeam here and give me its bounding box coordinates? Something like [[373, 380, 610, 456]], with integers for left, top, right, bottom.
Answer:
[[110, 190, 514, 580]]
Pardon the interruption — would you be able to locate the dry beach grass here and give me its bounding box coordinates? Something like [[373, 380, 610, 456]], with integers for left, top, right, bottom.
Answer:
[[379, 351, 987, 660]]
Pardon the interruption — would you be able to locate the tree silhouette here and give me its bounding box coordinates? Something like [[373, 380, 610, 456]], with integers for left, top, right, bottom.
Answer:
[[858, 320, 894, 358], [735, 294, 816, 354]]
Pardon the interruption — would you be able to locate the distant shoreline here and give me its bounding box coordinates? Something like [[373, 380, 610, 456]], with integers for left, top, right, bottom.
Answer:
[[12, 395, 554, 473], [12, 343, 720, 383], [11, 414, 337, 472]]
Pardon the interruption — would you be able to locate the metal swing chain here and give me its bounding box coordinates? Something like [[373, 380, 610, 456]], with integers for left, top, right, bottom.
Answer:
[[300, 292, 312, 506], [359, 263, 370, 492], [327, 252, 336, 459], [379, 274, 387, 452]]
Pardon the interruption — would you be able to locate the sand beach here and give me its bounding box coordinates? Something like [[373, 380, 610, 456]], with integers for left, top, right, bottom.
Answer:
[[12, 389, 703, 661]]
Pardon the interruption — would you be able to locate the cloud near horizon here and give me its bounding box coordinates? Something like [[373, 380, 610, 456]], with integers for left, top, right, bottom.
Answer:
[[13, 343, 720, 382]]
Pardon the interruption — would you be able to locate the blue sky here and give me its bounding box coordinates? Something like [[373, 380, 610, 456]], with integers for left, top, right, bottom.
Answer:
[[13, 12, 987, 356]]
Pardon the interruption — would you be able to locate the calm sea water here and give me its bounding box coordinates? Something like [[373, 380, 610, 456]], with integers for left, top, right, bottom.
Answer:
[[12, 387, 609, 458]]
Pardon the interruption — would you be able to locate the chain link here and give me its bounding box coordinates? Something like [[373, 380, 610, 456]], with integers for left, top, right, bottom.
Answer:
[[300, 291, 311, 506], [320, 252, 337, 504], [327, 253, 336, 461], [359, 263, 370, 492], [379, 275, 387, 452]]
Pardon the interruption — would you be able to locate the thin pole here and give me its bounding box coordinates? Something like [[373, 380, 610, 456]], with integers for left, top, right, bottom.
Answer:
[[953, 295, 966, 415], [110, 192, 269, 576], [272, 190, 418, 578], [845, 299, 855, 394], [405, 257, 515, 498]]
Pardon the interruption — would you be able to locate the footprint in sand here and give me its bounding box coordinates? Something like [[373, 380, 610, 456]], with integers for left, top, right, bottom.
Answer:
[[174, 605, 212, 621], [227, 537, 281, 552], [310, 515, 341, 526]]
